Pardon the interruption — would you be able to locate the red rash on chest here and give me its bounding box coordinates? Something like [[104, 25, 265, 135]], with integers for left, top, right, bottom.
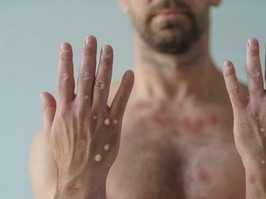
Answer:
[[182, 118, 204, 136], [181, 115, 220, 137], [133, 102, 221, 136], [151, 114, 172, 127], [207, 114, 219, 125], [134, 101, 152, 109], [134, 101, 153, 127]]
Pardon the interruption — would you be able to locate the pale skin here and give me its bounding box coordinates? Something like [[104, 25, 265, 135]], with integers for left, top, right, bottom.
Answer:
[[30, 0, 266, 198]]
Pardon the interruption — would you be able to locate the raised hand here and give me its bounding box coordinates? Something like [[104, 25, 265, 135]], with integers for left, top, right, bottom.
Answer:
[[223, 38, 266, 199], [40, 36, 134, 199]]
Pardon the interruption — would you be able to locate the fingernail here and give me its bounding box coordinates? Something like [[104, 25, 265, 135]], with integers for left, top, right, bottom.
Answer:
[[61, 43, 71, 51], [248, 39, 258, 49], [126, 70, 134, 81], [224, 61, 232, 68], [102, 46, 112, 57], [85, 36, 95, 46]]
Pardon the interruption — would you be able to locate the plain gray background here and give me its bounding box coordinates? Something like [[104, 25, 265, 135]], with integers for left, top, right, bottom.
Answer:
[[0, 0, 265, 198]]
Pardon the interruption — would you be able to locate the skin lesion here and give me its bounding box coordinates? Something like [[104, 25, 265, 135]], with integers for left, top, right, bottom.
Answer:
[[179, 113, 222, 138], [108, 103, 241, 198], [197, 169, 210, 184], [248, 173, 257, 186]]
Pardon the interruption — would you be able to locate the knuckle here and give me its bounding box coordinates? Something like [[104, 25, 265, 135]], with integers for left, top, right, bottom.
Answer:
[[58, 106, 68, 118], [79, 71, 94, 81], [83, 45, 97, 55], [229, 84, 241, 97], [102, 59, 112, 66], [117, 92, 128, 106], [58, 72, 72, 83], [223, 70, 233, 78], [250, 71, 261, 80], [94, 80, 105, 90], [60, 52, 72, 61], [248, 49, 259, 56]]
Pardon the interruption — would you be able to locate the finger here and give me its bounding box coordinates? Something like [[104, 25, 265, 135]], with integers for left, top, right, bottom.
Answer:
[[77, 36, 97, 105], [110, 70, 134, 120], [40, 92, 56, 136], [57, 43, 75, 104], [246, 38, 264, 99], [92, 45, 113, 112], [223, 61, 247, 111]]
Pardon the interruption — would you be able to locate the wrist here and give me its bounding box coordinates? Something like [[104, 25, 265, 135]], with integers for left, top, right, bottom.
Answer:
[[55, 185, 106, 199], [55, 181, 106, 199], [56, 172, 107, 199]]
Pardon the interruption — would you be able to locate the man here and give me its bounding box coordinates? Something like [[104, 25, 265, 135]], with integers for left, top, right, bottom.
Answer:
[[30, 0, 266, 198]]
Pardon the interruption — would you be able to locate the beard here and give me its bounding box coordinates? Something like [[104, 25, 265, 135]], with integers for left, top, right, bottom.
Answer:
[[131, 1, 205, 54]]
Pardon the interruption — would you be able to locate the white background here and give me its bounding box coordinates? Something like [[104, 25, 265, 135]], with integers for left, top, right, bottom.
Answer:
[[0, 0, 265, 198]]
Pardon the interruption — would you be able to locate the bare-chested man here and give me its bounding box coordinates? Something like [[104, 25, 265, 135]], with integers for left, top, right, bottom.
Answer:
[[30, 0, 266, 199]]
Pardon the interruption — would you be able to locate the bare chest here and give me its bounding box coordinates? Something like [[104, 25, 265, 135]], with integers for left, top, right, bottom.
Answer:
[[107, 108, 245, 199]]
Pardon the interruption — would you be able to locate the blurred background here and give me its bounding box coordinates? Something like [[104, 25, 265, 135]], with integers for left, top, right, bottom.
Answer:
[[0, 0, 265, 198]]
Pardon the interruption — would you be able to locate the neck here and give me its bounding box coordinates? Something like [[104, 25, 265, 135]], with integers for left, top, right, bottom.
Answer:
[[131, 32, 227, 106]]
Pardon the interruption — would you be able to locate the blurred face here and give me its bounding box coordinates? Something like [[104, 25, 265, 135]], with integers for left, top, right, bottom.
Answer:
[[123, 0, 214, 54]]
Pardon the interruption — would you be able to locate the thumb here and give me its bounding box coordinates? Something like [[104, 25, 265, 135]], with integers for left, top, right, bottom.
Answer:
[[40, 92, 56, 136]]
